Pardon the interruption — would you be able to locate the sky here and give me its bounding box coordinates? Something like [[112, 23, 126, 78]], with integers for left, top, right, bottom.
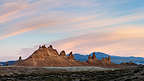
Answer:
[[0, 0, 144, 61]]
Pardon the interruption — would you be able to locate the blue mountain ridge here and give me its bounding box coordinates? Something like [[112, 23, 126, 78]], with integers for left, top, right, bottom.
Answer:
[[0, 61, 16, 66], [73, 52, 144, 64]]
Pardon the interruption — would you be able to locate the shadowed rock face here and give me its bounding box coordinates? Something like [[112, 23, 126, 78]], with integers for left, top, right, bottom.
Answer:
[[15, 45, 83, 67]]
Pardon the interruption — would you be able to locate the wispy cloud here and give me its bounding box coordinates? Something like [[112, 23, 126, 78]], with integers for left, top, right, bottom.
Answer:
[[0, 27, 35, 40], [0, 0, 98, 40], [1, 0, 144, 40], [0, 1, 29, 23], [0, 19, 62, 40], [0, 0, 144, 60], [52, 25, 144, 57]]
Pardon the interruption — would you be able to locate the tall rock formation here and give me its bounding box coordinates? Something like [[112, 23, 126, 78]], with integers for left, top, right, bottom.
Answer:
[[108, 56, 111, 64], [88, 55, 93, 64], [15, 45, 82, 67], [92, 52, 96, 59], [60, 50, 66, 56], [68, 52, 74, 60], [88, 52, 99, 64], [18, 56, 22, 61], [15, 45, 112, 67], [88, 52, 112, 65], [101, 56, 111, 65]]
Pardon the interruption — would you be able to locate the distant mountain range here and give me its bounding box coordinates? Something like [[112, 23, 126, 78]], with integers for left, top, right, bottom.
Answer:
[[1, 52, 144, 66], [0, 61, 16, 66], [73, 52, 144, 64]]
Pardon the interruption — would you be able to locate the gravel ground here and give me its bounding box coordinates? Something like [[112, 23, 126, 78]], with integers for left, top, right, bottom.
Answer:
[[43, 66, 118, 72], [0, 66, 144, 81]]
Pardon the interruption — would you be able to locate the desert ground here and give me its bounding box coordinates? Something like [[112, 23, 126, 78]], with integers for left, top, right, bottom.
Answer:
[[0, 66, 143, 81]]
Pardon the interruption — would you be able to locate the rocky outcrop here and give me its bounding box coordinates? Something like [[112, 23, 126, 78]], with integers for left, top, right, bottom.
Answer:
[[88, 52, 112, 65], [92, 52, 96, 59], [68, 52, 74, 60], [18, 56, 22, 61], [107, 56, 111, 64], [101, 56, 111, 65], [15, 45, 113, 67], [88, 55, 93, 64], [88, 52, 100, 64], [60, 50, 66, 56], [15, 45, 82, 67]]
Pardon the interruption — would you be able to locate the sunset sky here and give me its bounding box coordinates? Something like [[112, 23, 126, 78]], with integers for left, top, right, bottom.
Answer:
[[0, 0, 144, 61]]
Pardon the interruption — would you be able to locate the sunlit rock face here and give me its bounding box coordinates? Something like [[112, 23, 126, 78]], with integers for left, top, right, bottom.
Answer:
[[68, 52, 74, 60], [15, 45, 113, 67], [88, 52, 112, 65], [60, 50, 66, 56], [15, 45, 83, 67]]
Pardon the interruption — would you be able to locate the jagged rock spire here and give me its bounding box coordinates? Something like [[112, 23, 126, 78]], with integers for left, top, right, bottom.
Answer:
[[88, 55, 92, 59], [15, 45, 82, 66], [18, 56, 22, 61], [60, 50, 66, 56], [102, 57, 106, 64], [88, 55, 93, 64], [92, 52, 96, 59], [42, 45, 46, 48], [101, 56, 111, 64], [49, 45, 53, 49], [68, 51, 74, 60], [15, 56, 23, 65], [108, 56, 111, 60], [69, 51, 73, 56], [108, 56, 111, 64], [39, 45, 42, 48]]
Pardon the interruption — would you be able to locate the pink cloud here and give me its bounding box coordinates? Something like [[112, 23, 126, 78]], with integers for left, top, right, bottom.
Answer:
[[0, 1, 29, 23], [1, 0, 144, 41], [51, 26, 144, 57]]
